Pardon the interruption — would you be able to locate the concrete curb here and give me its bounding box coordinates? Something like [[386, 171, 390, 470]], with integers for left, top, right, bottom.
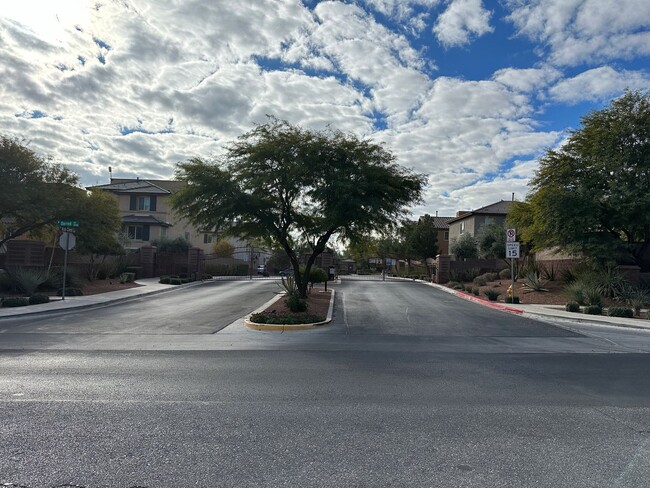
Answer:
[[244, 289, 336, 331]]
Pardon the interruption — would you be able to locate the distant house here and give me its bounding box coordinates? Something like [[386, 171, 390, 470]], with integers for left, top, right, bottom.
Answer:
[[87, 178, 250, 255], [447, 200, 513, 244], [431, 215, 454, 255]]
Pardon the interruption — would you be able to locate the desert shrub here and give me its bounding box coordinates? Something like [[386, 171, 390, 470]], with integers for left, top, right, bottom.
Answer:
[[447, 281, 460, 288], [286, 292, 308, 312], [28, 294, 50, 305], [584, 305, 602, 315], [607, 307, 634, 318], [169, 278, 183, 285], [449, 268, 481, 283], [565, 301, 581, 313], [486, 272, 499, 281], [201, 273, 213, 280], [587, 267, 628, 299], [505, 296, 520, 304], [522, 272, 549, 293], [0, 271, 16, 292], [565, 281, 587, 305], [472, 287, 480, 296], [2, 297, 29, 307], [249, 312, 324, 325], [560, 268, 577, 284], [8, 267, 49, 295], [41, 268, 81, 291], [584, 287, 602, 307], [541, 263, 558, 281], [120, 272, 136, 283], [617, 286, 648, 316], [159, 276, 171, 284], [56, 287, 83, 296], [499, 268, 511, 279], [483, 289, 500, 301], [473, 276, 487, 286]]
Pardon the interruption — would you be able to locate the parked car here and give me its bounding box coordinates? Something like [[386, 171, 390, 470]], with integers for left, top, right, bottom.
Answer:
[[257, 265, 266, 275], [278, 268, 293, 276]]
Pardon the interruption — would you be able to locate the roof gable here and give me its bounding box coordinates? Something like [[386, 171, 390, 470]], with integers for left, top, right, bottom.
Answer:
[[448, 200, 513, 224], [87, 179, 181, 194]]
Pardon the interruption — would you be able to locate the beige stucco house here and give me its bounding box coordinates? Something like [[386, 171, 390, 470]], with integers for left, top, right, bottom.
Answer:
[[447, 200, 513, 244], [88, 178, 225, 254]]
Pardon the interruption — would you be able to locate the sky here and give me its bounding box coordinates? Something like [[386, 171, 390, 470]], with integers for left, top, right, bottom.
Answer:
[[1, 0, 649, 218]]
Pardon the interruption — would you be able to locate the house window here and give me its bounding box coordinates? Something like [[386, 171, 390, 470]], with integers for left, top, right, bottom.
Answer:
[[129, 195, 157, 212], [137, 196, 150, 211], [185, 232, 191, 241], [127, 225, 150, 241], [444, 231, 449, 241], [203, 233, 214, 244], [460, 222, 465, 234]]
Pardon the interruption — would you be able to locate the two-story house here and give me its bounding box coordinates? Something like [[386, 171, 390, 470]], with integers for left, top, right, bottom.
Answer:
[[447, 200, 513, 245], [88, 178, 224, 253]]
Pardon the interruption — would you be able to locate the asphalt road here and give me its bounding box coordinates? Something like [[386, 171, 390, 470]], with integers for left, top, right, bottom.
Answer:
[[1, 279, 650, 487]]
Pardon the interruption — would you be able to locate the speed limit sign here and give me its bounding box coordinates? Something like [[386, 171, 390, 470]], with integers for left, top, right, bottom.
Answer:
[[506, 228, 516, 242]]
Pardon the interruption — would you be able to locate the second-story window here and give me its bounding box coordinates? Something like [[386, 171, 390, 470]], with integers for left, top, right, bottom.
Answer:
[[129, 195, 157, 212], [460, 222, 465, 234]]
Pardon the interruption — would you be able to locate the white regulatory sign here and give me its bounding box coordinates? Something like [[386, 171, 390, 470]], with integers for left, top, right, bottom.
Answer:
[[506, 228, 516, 242], [506, 241, 520, 258]]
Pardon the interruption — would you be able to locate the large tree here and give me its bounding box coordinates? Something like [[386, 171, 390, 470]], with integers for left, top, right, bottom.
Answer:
[[172, 119, 425, 297], [509, 91, 650, 267], [0, 136, 79, 248], [405, 214, 439, 261]]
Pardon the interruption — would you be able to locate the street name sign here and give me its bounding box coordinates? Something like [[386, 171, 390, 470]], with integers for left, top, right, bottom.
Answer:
[[57, 220, 80, 228]]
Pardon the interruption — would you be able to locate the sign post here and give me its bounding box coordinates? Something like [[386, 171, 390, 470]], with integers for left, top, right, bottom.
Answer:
[[505, 230, 519, 302], [57, 221, 79, 300]]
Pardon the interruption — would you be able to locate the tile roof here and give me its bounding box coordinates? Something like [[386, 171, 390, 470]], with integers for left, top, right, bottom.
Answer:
[[88, 178, 187, 194], [431, 216, 454, 229], [121, 214, 172, 227]]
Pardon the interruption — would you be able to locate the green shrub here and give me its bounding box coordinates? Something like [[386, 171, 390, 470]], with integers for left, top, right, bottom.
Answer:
[[565, 281, 586, 305], [483, 289, 500, 301], [249, 312, 324, 325], [204, 263, 249, 276], [592, 267, 628, 299], [473, 276, 487, 286], [584, 305, 602, 315], [486, 272, 499, 281], [0, 271, 15, 292], [41, 268, 81, 291], [607, 307, 634, 318], [8, 267, 49, 295], [522, 272, 549, 293], [541, 263, 558, 281], [472, 287, 480, 296], [285, 292, 308, 312], [584, 287, 602, 307], [169, 278, 183, 285], [29, 294, 50, 305], [449, 268, 481, 283], [151, 236, 191, 253], [498, 268, 511, 279], [159, 276, 171, 284], [565, 301, 581, 312], [505, 296, 520, 304], [119, 272, 136, 283], [57, 287, 83, 296], [201, 273, 213, 280], [447, 281, 460, 288], [2, 297, 29, 307]]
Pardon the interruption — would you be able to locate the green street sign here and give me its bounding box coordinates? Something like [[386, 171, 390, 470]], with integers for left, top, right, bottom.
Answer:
[[57, 220, 80, 228]]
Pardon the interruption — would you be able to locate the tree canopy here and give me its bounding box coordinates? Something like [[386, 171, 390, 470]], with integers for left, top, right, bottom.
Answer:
[[508, 91, 650, 267], [0, 136, 80, 248], [475, 223, 505, 259], [404, 214, 439, 261], [172, 118, 425, 297], [450, 233, 478, 260]]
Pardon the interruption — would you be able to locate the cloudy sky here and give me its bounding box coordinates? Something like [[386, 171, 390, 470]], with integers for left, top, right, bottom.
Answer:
[[2, 0, 649, 217]]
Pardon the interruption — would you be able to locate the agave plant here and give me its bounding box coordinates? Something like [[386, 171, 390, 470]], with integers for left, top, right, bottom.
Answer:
[[8, 267, 49, 295], [521, 272, 549, 293]]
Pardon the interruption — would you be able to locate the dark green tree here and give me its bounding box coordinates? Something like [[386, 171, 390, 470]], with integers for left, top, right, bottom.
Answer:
[[75, 190, 124, 280], [172, 119, 425, 297], [510, 91, 650, 267], [476, 223, 505, 259], [406, 214, 439, 261], [450, 233, 478, 260], [0, 136, 79, 248]]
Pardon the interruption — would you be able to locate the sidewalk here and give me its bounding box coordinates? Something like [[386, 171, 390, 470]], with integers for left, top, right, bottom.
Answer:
[[426, 281, 650, 330], [0, 278, 195, 319]]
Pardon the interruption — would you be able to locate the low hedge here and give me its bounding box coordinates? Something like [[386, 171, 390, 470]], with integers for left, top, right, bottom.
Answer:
[[2, 297, 29, 307], [29, 294, 50, 305], [565, 301, 581, 313], [505, 296, 520, 304], [584, 305, 602, 315], [249, 312, 325, 325], [607, 307, 634, 318], [57, 287, 83, 296]]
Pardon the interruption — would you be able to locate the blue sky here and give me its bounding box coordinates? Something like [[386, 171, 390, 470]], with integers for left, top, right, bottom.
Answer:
[[1, 0, 649, 217]]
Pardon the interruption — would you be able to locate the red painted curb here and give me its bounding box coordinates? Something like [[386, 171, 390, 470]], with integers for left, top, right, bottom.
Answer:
[[456, 291, 524, 315]]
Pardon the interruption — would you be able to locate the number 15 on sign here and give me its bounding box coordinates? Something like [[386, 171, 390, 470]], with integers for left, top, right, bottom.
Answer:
[[506, 242, 520, 258]]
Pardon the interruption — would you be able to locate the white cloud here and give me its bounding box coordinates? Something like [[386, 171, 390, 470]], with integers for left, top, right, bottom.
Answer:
[[506, 0, 650, 66], [492, 66, 562, 93], [433, 0, 493, 47], [549, 66, 650, 103]]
